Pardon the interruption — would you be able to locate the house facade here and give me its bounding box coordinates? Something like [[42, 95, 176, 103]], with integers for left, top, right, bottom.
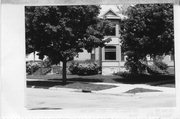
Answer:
[[74, 9, 174, 75]]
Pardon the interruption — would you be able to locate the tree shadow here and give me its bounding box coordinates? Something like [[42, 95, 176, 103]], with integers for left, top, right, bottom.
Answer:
[[48, 77, 103, 82], [112, 74, 175, 86], [27, 77, 103, 89], [27, 80, 73, 89]]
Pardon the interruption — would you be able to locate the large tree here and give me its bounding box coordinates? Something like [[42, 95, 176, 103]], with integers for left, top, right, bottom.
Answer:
[[120, 4, 174, 73], [25, 6, 111, 84]]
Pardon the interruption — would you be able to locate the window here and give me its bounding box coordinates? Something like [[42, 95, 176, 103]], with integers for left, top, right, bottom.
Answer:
[[104, 23, 116, 36], [105, 46, 116, 60]]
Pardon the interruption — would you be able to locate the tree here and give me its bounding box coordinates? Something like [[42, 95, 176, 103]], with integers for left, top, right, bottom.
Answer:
[[120, 4, 174, 73], [25, 6, 112, 84]]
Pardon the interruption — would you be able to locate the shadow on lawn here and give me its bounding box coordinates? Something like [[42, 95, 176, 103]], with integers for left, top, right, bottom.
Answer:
[[48, 77, 103, 82], [27, 77, 103, 89], [112, 74, 175, 86], [27, 81, 72, 88], [27, 74, 175, 88]]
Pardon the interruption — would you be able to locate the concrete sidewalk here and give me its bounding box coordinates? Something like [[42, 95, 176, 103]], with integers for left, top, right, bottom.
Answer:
[[92, 82, 176, 96], [27, 78, 175, 96], [48, 82, 176, 97]]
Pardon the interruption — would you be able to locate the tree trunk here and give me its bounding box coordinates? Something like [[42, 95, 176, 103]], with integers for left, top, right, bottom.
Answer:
[[62, 61, 67, 85]]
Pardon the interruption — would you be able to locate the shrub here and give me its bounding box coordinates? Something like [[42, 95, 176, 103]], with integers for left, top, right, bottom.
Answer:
[[154, 61, 168, 71], [41, 58, 52, 68], [124, 60, 147, 74], [26, 61, 41, 75], [113, 71, 130, 77], [114, 71, 147, 79], [69, 61, 100, 75], [124, 59, 168, 75], [146, 65, 164, 75]]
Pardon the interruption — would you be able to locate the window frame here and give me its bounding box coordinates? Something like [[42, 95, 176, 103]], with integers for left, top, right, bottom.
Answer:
[[104, 45, 117, 61]]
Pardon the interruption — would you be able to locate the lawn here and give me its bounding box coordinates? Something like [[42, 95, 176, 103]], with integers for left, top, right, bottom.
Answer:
[[27, 81, 117, 91], [27, 74, 119, 91], [27, 73, 175, 91]]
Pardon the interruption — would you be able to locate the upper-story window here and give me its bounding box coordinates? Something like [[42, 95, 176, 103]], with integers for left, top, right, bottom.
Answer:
[[104, 23, 116, 36]]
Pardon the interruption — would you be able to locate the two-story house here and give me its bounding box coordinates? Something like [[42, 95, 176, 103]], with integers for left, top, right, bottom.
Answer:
[[74, 8, 174, 75]]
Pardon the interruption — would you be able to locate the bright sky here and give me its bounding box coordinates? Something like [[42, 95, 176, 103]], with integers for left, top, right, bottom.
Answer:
[[100, 5, 120, 12]]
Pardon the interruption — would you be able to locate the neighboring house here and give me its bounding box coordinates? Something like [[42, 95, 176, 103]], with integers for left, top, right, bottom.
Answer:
[[75, 9, 174, 75], [26, 51, 42, 62]]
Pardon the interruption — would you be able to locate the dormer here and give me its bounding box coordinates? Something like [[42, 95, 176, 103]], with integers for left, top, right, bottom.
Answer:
[[100, 9, 122, 37]]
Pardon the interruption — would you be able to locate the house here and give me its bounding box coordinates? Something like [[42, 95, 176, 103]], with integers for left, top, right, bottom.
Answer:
[[74, 8, 174, 75]]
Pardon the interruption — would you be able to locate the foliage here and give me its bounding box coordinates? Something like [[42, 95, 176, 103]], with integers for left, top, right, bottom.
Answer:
[[120, 4, 174, 73], [26, 61, 41, 75], [124, 51, 147, 74], [41, 58, 52, 68], [33, 67, 52, 75], [154, 61, 168, 71], [146, 65, 166, 75], [25, 6, 112, 83], [69, 61, 100, 75]]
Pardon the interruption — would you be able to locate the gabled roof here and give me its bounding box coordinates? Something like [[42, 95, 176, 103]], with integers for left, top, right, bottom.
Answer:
[[99, 9, 124, 20], [99, 9, 120, 19]]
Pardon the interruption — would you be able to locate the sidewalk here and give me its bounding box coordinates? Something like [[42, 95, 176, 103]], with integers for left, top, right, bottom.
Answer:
[[27, 78, 176, 96], [92, 82, 176, 96]]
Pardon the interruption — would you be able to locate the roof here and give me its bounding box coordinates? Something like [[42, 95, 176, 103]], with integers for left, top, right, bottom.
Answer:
[[99, 8, 127, 20]]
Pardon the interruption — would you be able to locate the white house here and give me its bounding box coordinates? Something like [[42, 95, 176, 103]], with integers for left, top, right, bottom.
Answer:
[[75, 8, 174, 75]]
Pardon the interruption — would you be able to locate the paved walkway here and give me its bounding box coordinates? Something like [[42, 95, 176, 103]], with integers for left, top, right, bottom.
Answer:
[[92, 82, 176, 95], [48, 82, 176, 96], [28, 78, 176, 96]]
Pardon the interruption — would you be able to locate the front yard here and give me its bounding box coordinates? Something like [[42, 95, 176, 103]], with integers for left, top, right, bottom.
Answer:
[[27, 73, 175, 92]]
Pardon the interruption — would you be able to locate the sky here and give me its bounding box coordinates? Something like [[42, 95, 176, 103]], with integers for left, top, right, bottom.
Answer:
[[100, 5, 120, 12]]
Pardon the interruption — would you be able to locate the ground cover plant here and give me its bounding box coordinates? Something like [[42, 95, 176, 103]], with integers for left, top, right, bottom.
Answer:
[[69, 60, 101, 75]]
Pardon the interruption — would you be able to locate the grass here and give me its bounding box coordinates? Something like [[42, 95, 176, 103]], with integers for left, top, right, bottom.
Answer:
[[27, 73, 175, 86], [125, 88, 162, 94], [27, 66, 175, 90]]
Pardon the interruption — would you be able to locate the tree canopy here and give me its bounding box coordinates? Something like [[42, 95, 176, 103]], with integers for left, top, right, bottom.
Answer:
[[120, 4, 174, 73], [120, 4, 174, 59], [25, 6, 112, 83]]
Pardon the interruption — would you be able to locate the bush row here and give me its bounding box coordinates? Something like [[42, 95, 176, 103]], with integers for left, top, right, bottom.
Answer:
[[26, 61, 41, 75], [115, 61, 169, 77], [69, 61, 101, 75]]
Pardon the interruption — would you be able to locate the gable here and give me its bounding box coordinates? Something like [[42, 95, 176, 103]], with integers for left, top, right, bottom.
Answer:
[[104, 10, 118, 17]]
